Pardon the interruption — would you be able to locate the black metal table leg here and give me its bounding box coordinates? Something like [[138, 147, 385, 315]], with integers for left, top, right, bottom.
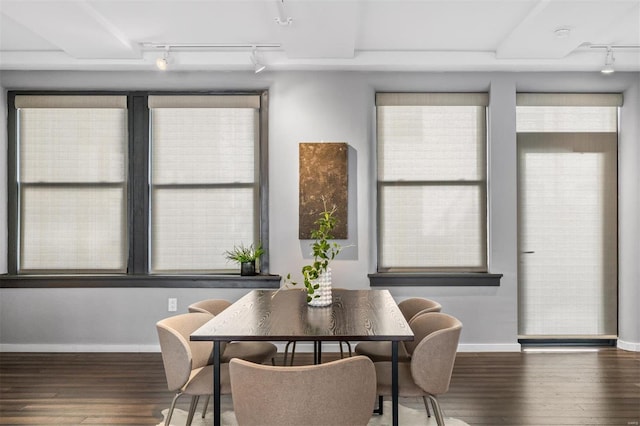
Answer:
[[313, 341, 323, 365], [213, 340, 221, 426], [392, 340, 399, 426]]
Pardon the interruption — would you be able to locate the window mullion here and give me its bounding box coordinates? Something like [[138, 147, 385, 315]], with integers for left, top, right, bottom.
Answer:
[[130, 94, 149, 275], [7, 94, 19, 275]]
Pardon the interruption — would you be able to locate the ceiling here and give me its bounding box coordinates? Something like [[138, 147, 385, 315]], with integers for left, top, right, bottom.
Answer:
[[1, 0, 639, 72]]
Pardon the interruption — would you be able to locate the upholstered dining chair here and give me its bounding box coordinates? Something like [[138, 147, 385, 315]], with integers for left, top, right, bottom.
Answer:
[[188, 298, 232, 316], [355, 297, 442, 363], [156, 312, 232, 426], [188, 298, 278, 418], [229, 355, 377, 426], [398, 297, 443, 323], [188, 298, 277, 365], [374, 312, 462, 426]]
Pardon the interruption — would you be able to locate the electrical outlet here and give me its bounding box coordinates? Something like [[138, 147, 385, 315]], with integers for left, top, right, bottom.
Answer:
[[168, 298, 177, 312]]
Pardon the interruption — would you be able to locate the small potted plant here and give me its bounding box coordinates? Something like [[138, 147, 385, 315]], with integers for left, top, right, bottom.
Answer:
[[224, 242, 265, 276]]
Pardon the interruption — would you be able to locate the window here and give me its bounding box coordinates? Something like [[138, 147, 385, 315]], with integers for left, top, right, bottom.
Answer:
[[6, 91, 271, 286], [14, 95, 128, 272], [375, 93, 488, 272], [149, 95, 260, 273]]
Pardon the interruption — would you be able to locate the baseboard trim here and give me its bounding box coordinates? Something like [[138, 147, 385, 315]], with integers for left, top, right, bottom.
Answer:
[[0, 343, 161, 353], [457, 343, 521, 352], [0, 342, 522, 353], [617, 339, 640, 352]]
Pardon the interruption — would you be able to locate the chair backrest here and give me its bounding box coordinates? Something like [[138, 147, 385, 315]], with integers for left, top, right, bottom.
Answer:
[[398, 297, 442, 323], [156, 312, 214, 391], [229, 356, 377, 426], [188, 299, 233, 316], [409, 312, 462, 396]]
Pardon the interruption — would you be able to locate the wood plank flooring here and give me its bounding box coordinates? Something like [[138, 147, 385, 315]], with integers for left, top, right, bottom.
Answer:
[[1, 349, 638, 425]]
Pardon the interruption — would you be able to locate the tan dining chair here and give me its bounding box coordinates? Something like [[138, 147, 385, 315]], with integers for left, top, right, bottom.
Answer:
[[374, 312, 462, 426], [398, 297, 443, 323], [188, 298, 277, 365], [355, 297, 442, 363], [156, 312, 232, 426], [188, 299, 232, 316], [229, 355, 377, 426], [188, 298, 277, 418]]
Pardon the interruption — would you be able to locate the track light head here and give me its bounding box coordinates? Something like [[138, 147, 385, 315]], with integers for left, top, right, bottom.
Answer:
[[156, 56, 168, 71], [156, 47, 170, 71], [250, 47, 266, 73], [601, 46, 615, 74], [254, 62, 266, 74]]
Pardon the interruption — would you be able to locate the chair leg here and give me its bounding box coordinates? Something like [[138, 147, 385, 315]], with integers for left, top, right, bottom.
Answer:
[[373, 395, 384, 415], [283, 341, 297, 366], [165, 391, 183, 426], [186, 395, 199, 426], [421, 395, 432, 418], [289, 341, 297, 365], [339, 341, 353, 358], [201, 394, 210, 418], [427, 394, 446, 426]]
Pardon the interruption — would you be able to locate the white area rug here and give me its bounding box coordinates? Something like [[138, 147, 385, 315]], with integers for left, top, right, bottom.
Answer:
[[157, 396, 470, 425]]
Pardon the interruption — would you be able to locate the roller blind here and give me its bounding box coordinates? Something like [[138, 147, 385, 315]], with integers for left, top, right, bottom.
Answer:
[[149, 95, 260, 273], [376, 93, 487, 271], [16, 95, 128, 272]]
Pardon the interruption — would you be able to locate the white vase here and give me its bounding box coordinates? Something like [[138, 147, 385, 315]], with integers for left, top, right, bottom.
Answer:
[[307, 267, 332, 307]]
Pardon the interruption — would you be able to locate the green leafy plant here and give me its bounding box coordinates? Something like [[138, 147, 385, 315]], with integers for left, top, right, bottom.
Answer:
[[286, 199, 342, 302], [224, 242, 265, 264]]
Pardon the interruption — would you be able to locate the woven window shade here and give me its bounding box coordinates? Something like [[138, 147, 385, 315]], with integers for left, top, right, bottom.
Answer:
[[377, 93, 487, 271], [149, 95, 260, 273], [16, 96, 127, 272]]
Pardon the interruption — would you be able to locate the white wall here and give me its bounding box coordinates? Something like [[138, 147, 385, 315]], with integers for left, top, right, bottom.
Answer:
[[0, 70, 638, 352], [618, 77, 640, 351]]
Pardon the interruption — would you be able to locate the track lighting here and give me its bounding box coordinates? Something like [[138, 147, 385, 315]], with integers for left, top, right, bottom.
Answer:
[[142, 43, 280, 71], [250, 47, 266, 73], [156, 47, 170, 71], [589, 44, 640, 74], [601, 46, 615, 74]]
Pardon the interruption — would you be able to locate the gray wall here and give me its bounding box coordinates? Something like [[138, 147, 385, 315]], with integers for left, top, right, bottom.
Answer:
[[0, 70, 638, 352]]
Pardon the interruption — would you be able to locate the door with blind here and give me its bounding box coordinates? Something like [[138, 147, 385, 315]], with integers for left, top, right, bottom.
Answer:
[[517, 93, 619, 340]]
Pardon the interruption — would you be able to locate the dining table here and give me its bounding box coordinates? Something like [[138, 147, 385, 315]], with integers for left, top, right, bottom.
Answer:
[[190, 288, 414, 426]]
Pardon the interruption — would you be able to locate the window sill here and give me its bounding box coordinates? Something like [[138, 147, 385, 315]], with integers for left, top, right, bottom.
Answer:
[[368, 272, 502, 287], [0, 274, 282, 289]]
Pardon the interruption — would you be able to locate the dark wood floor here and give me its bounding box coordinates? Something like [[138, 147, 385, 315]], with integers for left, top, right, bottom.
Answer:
[[1, 348, 638, 425]]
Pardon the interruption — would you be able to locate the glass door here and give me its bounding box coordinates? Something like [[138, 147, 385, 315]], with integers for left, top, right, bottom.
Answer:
[[517, 132, 617, 339]]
